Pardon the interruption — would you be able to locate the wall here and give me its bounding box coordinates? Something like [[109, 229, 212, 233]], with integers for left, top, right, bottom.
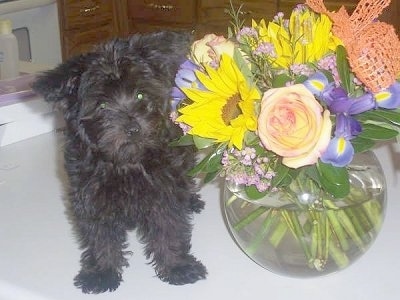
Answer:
[[1, 3, 62, 65]]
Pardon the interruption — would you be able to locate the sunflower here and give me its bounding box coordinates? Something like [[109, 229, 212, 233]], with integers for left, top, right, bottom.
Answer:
[[177, 54, 261, 150]]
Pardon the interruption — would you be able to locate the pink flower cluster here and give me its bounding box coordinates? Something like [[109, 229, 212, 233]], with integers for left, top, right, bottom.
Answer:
[[317, 54, 340, 85], [221, 147, 277, 192]]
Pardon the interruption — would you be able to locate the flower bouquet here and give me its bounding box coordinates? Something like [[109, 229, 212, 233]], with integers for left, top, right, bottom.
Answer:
[[171, 0, 400, 275]]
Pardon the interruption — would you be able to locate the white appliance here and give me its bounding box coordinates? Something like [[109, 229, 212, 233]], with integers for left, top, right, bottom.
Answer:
[[0, 0, 62, 66], [0, 1, 63, 147]]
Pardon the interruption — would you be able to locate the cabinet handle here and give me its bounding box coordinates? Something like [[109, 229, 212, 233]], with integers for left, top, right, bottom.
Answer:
[[80, 5, 100, 14], [147, 3, 174, 11]]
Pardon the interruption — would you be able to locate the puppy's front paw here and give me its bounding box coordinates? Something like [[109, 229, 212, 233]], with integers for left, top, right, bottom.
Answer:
[[190, 195, 205, 213], [158, 255, 207, 285], [74, 269, 122, 294]]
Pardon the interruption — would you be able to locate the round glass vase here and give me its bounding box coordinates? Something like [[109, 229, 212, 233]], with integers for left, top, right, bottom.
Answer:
[[223, 151, 386, 278]]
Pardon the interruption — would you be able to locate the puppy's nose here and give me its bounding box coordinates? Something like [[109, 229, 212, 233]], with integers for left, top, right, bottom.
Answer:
[[126, 121, 141, 136]]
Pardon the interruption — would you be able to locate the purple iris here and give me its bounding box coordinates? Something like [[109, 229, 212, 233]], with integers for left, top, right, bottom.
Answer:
[[320, 114, 358, 167], [373, 81, 400, 109], [170, 60, 205, 111], [323, 86, 376, 115], [304, 72, 377, 167], [320, 86, 347, 107]]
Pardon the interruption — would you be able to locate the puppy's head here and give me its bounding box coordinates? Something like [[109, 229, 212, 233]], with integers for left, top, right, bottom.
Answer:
[[32, 31, 191, 164]]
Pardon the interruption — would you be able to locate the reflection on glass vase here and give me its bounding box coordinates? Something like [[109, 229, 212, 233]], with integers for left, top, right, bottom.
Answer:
[[223, 151, 386, 277]]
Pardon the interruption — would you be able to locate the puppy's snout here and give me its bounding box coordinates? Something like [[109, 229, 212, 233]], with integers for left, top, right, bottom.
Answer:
[[126, 120, 141, 136]]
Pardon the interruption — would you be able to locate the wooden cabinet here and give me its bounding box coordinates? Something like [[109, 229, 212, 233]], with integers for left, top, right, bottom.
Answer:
[[278, 0, 358, 15], [381, 0, 400, 35], [57, 0, 127, 60], [127, 0, 197, 34], [57, 0, 400, 61]]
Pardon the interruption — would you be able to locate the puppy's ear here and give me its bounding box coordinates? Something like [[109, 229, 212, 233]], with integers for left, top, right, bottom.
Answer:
[[32, 52, 96, 113], [129, 31, 192, 81]]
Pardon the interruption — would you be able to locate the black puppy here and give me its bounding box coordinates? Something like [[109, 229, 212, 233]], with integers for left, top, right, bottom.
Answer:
[[32, 31, 207, 293]]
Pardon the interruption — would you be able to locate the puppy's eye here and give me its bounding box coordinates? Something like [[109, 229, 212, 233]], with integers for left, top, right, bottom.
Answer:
[[135, 91, 144, 101], [100, 102, 107, 109]]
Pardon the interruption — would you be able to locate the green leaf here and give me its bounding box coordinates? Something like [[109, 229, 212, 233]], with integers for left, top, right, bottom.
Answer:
[[245, 185, 268, 200], [203, 148, 225, 173], [227, 26, 234, 39], [187, 144, 226, 177], [357, 109, 400, 126], [272, 73, 292, 88], [336, 45, 352, 93], [193, 136, 215, 149], [244, 131, 259, 146], [304, 165, 321, 185], [187, 153, 211, 177], [293, 74, 309, 84], [358, 123, 399, 140], [271, 162, 291, 187], [351, 137, 375, 153], [233, 47, 254, 86], [317, 161, 350, 198], [169, 134, 194, 147], [203, 170, 219, 184]]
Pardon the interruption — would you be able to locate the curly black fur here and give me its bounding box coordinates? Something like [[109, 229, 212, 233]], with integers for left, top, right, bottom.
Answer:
[[32, 31, 207, 293]]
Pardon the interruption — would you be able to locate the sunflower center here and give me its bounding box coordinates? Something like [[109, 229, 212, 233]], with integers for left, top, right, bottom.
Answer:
[[222, 93, 241, 126]]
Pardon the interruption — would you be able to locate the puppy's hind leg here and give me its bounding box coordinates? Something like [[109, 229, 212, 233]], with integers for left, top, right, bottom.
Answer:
[[138, 204, 207, 285], [73, 219, 130, 293]]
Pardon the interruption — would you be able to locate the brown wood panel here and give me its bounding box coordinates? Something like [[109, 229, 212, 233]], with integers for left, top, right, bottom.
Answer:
[[128, 0, 196, 24], [57, 0, 122, 60], [57, 0, 398, 62], [278, 0, 359, 16], [61, 0, 114, 30], [62, 24, 115, 58], [381, 0, 400, 34], [129, 21, 195, 35]]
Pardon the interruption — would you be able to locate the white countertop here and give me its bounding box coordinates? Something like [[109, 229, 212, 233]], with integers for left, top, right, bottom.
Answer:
[[0, 130, 400, 300], [0, 0, 55, 15], [18, 61, 54, 74]]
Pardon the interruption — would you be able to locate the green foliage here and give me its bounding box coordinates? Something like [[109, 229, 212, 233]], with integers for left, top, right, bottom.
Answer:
[[193, 136, 216, 149], [233, 47, 255, 87], [357, 108, 400, 126], [245, 185, 268, 200], [187, 143, 227, 178], [317, 161, 350, 198], [270, 162, 291, 188], [358, 123, 399, 140], [336, 45, 353, 94], [272, 73, 292, 88], [169, 134, 194, 147], [351, 137, 376, 153]]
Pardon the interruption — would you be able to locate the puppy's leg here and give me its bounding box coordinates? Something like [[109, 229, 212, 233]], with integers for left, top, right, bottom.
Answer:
[[189, 193, 205, 214], [73, 219, 130, 293], [138, 204, 207, 285]]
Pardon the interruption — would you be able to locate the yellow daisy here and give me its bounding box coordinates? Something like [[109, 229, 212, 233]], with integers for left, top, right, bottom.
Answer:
[[177, 54, 261, 150], [252, 6, 342, 69]]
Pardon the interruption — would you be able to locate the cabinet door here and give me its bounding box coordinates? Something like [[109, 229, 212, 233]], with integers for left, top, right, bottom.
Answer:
[[127, 0, 196, 35], [61, 0, 114, 30], [62, 25, 115, 58], [128, 0, 196, 24]]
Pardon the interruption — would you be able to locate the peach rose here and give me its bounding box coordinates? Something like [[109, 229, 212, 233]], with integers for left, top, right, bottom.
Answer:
[[190, 34, 235, 65], [258, 84, 332, 169]]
